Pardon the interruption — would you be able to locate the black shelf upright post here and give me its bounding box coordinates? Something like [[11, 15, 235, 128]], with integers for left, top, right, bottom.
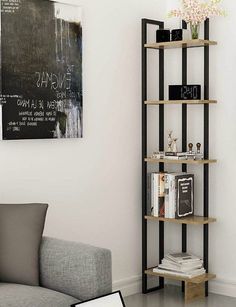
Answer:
[[181, 20, 188, 293], [158, 20, 165, 290], [204, 18, 210, 297], [142, 18, 165, 294], [141, 18, 148, 294]]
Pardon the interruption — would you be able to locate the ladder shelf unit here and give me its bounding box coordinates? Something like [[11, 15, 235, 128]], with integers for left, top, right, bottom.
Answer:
[[141, 18, 217, 303]]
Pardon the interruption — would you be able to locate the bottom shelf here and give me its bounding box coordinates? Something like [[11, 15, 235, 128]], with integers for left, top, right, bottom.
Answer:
[[145, 269, 216, 284]]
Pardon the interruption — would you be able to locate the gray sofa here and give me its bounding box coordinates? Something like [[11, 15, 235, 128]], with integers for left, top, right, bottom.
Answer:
[[0, 237, 112, 307]]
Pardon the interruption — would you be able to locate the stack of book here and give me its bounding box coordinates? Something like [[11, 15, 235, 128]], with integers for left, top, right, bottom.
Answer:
[[153, 253, 205, 279], [149, 172, 194, 219], [152, 151, 203, 160], [164, 152, 188, 160]]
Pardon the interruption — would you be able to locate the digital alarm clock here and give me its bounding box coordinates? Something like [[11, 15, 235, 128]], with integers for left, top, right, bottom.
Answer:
[[169, 85, 201, 100]]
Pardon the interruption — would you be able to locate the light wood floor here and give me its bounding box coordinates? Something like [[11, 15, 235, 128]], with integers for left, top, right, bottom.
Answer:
[[124, 286, 236, 307]]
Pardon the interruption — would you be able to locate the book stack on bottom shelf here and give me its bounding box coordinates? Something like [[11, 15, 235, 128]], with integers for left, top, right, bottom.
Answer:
[[153, 252, 205, 279]]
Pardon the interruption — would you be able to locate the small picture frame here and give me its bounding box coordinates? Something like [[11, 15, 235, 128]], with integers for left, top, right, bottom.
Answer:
[[71, 291, 126, 307]]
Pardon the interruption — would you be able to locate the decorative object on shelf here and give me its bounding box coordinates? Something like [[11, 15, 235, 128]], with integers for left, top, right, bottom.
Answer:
[[186, 142, 204, 160], [169, 85, 201, 100], [167, 130, 173, 151], [188, 143, 194, 154], [196, 142, 201, 154], [168, 0, 226, 40], [190, 23, 200, 39], [156, 29, 171, 42], [172, 138, 178, 153], [153, 139, 204, 161], [166, 131, 179, 153], [171, 28, 190, 41], [195, 142, 204, 160]]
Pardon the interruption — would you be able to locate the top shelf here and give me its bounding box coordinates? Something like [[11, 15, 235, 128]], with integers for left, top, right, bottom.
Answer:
[[145, 39, 217, 50]]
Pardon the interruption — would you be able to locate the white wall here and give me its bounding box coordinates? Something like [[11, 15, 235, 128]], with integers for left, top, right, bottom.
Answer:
[[0, 0, 165, 297], [149, 0, 236, 298], [1, 0, 235, 298]]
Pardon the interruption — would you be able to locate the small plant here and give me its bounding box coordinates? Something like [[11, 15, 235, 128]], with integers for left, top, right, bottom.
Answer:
[[169, 0, 226, 39]]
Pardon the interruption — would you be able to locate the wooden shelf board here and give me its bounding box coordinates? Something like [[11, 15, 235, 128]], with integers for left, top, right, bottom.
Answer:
[[145, 215, 216, 225], [145, 100, 217, 105], [145, 39, 217, 50], [145, 158, 217, 165], [145, 269, 216, 284]]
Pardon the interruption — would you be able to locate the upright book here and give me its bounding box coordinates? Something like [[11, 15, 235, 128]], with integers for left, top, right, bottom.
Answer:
[[164, 173, 194, 219], [151, 173, 165, 217], [176, 174, 194, 218]]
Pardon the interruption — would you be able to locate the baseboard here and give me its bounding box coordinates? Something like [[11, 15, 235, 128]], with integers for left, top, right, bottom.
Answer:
[[113, 275, 159, 297], [113, 275, 142, 297], [113, 275, 236, 299], [209, 278, 236, 298]]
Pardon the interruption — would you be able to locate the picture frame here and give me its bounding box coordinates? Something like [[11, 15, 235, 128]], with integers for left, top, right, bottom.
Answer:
[[0, 0, 83, 140], [71, 291, 126, 307]]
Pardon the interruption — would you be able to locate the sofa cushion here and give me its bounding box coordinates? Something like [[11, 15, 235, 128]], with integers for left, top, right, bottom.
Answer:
[[0, 203, 48, 286], [0, 283, 78, 307]]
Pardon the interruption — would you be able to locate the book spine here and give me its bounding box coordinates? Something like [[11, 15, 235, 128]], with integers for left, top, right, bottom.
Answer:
[[169, 175, 176, 219], [175, 176, 178, 219], [147, 173, 152, 216], [175, 176, 179, 219], [164, 174, 169, 218], [151, 173, 155, 216], [164, 156, 187, 160], [158, 173, 165, 217], [165, 152, 177, 156], [153, 173, 159, 217], [173, 176, 177, 219]]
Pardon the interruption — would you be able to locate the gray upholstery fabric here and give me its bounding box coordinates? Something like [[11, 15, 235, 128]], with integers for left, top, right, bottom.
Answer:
[[0, 283, 78, 307], [40, 237, 112, 301], [0, 203, 48, 286]]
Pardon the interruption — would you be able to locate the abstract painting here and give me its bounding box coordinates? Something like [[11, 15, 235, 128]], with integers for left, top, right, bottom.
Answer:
[[0, 0, 82, 140]]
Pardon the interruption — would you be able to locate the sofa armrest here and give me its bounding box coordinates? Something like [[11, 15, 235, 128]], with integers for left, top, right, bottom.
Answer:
[[39, 237, 112, 301]]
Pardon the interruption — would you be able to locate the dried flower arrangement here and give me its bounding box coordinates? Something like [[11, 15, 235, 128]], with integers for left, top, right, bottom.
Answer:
[[169, 0, 226, 39]]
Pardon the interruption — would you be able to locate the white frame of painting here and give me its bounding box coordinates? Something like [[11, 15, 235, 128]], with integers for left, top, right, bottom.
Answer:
[[71, 291, 126, 307]]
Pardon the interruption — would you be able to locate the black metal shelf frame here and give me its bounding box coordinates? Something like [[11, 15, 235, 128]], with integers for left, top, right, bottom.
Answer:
[[142, 18, 211, 296]]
